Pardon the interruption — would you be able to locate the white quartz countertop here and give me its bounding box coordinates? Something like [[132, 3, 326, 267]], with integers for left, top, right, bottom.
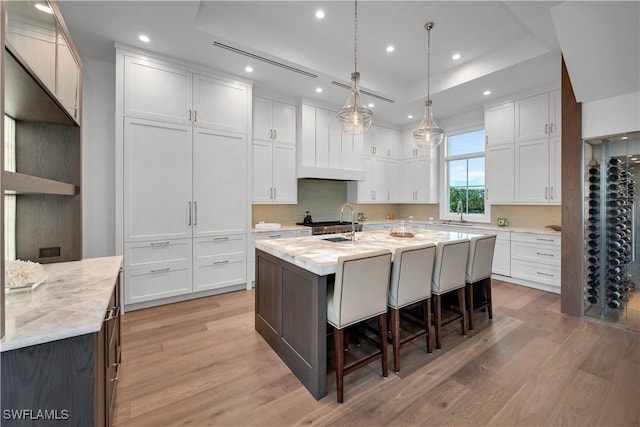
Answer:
[[252, 224, 309, 234], [362, 220, 561, 236], [255, 229, 482, 276], [1, 256, 123, 352]]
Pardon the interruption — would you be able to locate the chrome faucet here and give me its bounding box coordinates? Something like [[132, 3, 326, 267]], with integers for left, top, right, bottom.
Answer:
[[456, 200, 464, 222], [340, 203, 356, 242]]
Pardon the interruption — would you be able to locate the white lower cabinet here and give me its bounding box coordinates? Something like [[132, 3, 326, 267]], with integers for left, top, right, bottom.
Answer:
[[510, 232, 561, 292], [125, 264, 192, 305], [248, 229, 311, 284]]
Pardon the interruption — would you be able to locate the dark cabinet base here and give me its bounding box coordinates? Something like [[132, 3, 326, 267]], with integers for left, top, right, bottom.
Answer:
[[255, 249, 328, 399]]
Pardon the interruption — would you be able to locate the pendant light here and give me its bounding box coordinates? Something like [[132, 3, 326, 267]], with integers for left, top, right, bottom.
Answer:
[[413, 21, 444, 149], [337, 0, 372, 135]]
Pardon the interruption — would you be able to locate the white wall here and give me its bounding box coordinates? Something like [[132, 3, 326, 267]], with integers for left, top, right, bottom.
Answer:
[[582, 91, 640, 139], [82, 56, 116, 258]]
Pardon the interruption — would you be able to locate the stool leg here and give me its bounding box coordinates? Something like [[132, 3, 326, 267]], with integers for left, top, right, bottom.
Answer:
[[486, 278, 493, 320], [333, 326, 344, 403], [466, 282, 474, 331], [433, 295, 442, 350], [458, 288, 467, 336], [391, 308, 400, 373], [378, 313, 388, 377], [423, 298, 432, 353]]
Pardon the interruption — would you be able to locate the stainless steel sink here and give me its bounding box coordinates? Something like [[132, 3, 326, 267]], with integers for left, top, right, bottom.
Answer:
[[323, 236, 351, 242], [441, 221, 474, 226]]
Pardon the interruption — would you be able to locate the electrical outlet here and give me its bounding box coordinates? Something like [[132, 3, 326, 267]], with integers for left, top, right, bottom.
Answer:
[[39, 247, 61, 258]]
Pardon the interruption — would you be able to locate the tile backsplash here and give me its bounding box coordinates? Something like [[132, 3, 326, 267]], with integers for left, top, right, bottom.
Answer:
[[252, 180, 561, 229]]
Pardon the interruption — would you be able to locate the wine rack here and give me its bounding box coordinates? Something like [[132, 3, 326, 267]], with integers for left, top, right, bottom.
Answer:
[[584, 153, 636, 314]]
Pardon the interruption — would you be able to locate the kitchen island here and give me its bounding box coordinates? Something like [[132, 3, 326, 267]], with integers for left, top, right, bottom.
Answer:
[[254, 229, 482, 399], [1, 256, 123, 426]]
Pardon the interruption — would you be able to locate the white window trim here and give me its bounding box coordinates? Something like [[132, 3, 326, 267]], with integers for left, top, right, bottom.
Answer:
[[439, 126, 491, 223]]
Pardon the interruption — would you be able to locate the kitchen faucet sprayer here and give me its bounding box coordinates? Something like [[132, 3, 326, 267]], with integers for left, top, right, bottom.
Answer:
[[340, 203, 356, 242], [457, 200, 464, 222]]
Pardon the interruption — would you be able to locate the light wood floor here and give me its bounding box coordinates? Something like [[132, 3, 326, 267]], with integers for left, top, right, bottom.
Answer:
[[114, 280, 640, 426]]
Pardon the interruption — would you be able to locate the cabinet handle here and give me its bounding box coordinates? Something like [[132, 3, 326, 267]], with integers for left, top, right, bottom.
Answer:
[[188, 201, 192, 226], [104, 306, 120, 321], [189, 109, 192, 122], [536, 272, 554, 277], [545, 124, 548, 134], [536, 252, 554, 257], [270, 129, 273, 139], [536, 238, 554, 242], [194, 201, 198, 226], [486, 188, 489, 200], [150, 241, 170, 246], [273, 129, 277, 140], [273, 187, 277, 200], [214, 260, 229, 265], [550, 123, 554, 134], [194, 110, 198, 123], [387, 148, 390, 157], [545, 187, 549, 200], [103, 308, 115, 322], [151, 267, 170, 273], [110, 363, 121, 383], [486, 134, 489, 145], [550, 186, 554, 200], [270, 187, 274, 199], [268, 234, 282, 238], [213, 236, 229, 241]]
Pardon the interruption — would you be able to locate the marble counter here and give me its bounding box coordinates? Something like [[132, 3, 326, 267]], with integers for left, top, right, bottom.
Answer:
[[362, 219, 561, 236], [255, 229, 482, 276], [252, 224, 310, 234], [1, 256, 123, 352]]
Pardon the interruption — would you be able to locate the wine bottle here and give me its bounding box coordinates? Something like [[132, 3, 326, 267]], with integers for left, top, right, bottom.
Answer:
[[587, 256, 599, 264], [587, 287, 599, 296], [608, 290, 622, 300], [608, 300, 623, 309], [587, 248, 600, 256], [609, 158, 622, 166], [588, 167, 599, 175], [587, 296, 599, 304]]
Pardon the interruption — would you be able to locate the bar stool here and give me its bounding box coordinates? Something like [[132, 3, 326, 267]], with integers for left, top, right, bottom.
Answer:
[[387, 244, 437, 373], [431, 239, 470, 350], [465, 234, 497, 330], [327, 249, 392, 403]]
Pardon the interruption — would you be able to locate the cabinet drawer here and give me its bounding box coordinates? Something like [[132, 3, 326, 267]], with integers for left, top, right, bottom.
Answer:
[[511, 259, 560, 287], [511, 240, 560, 266], [194, 256, 246, 292], [472, 229, 511, 242], [124, 265, 192, 304], [194, 235, 246, 261], [124, 239, 192, 270], [253, 230, 298, 240], [511, 232, 560, 246]]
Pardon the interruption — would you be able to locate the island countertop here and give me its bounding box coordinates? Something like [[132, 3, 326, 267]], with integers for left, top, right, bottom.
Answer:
[[1, 256, 123, 352], [255, 229, 482, 276]]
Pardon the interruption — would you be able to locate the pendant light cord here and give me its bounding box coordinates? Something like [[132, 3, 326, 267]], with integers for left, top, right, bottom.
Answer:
[[427, 23, 431, 103], [353, 0, 358, 73]]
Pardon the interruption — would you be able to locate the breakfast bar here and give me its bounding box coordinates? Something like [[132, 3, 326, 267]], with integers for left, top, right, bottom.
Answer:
[[254, 229, 481, 399]]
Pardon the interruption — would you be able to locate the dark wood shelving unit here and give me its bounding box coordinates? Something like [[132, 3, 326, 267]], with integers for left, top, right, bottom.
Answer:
[[3, 171, 78, 196]]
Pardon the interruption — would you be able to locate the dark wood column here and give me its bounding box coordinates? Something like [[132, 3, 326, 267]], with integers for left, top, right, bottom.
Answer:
[[560, 56, 583, 316]]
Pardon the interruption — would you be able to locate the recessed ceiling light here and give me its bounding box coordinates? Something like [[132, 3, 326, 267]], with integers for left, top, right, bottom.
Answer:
[[315, 10, 325, 19], [483, 90, 491, 96], [368, 103, 375, 108], [386, 45, 395, 53], [315, 87, 323, 93], [139, 34, 150, 43], [631, 157, 638, 161], [621, 136, 629, 140], [408, 115, 414, 119], [452, 53, 461, 60], [245, 66, 253, 73], [35, 3, 53, 14]]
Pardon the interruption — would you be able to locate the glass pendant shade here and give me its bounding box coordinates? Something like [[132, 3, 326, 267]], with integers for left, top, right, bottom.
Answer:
[[413, 100, 444, 149], [337, 72, 372, 135]]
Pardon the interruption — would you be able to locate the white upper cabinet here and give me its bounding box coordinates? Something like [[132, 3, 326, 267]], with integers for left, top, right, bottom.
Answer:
[[484, 102, 514, 145], [485, 143, 515, 203], [193, 74, 247, 134], [515, 90, 561, 142], [252, 141, 296, 204], [364, 125, 401, 158], [385, 129, 403, 159], [253, 96, 295, 144], [124, 56, 192, 124], [124, 55, 247, 133], [515, 138, 551, 203]]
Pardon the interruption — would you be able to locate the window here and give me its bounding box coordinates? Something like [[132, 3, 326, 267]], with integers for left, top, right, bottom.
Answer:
[[441, 128, 489, 222]]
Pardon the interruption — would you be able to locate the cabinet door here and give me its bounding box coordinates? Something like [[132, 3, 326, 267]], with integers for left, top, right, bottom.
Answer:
[[193, 74, 247, 134], [371, 125, 386, 157], [386, 160, 402, 202], [515, 139, 549, 203], [371, 157, 387, 202], [386, 129, 403, 158], [328, 113, 342, 169], [55, 29, 80, 121], [549, 137, 562, 203], [415, 157, 430, 202], [492, 239, 511, 276], [515, 93, 549, 142], [271, 101, 296, 144], [300, 104, 316, 168], [124, 264, 192, 304], [357, 157, 374, 202], [272, 143, 297, 203], [401, 159, 415, 201], [193, 129, 246, 236], [124, 118, 193, 242], [124, 56, 192, 124], [252, 140, 273, 203], [315, 108, 330, 168], [486, 143, 514, 203], [484, 102, 514, 145], [549, 89, 561, 137], [253, 97, 273, 141]]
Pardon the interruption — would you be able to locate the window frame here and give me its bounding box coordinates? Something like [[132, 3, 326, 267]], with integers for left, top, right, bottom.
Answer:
[[439, 126, 491, 223]]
